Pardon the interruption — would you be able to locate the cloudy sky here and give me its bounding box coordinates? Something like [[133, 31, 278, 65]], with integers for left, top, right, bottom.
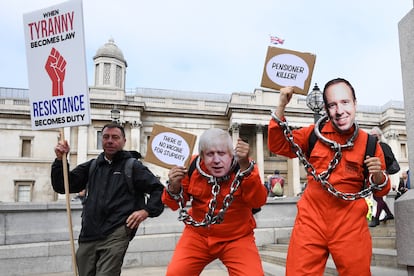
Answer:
[[1, 0, 412, 106]]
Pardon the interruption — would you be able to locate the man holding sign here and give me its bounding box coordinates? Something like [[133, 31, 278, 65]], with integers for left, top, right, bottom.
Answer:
[[162, 128, 268, 275], [268, 78, 391, 275], [51, 123, 164, 276]]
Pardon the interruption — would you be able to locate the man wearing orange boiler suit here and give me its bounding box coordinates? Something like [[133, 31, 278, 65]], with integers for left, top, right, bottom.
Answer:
[[268, 78, 390, 275], [162, 128, 268, 276]]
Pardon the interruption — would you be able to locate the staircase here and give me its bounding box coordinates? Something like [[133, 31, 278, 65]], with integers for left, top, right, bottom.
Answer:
[[258, 219, 408, 276]]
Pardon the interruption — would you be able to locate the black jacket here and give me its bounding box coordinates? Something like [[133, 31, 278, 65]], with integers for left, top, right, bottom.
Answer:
[[379, 142, 396, 169], [51, 150, 164, 242]]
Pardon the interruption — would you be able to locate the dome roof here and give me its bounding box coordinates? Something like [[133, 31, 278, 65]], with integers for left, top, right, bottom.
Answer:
[[94, 38, 126, 64]]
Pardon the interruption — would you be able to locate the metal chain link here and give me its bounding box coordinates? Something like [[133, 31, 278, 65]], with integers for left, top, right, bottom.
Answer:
[[174, 157, 255, 227], [271, 112, 382, 201]]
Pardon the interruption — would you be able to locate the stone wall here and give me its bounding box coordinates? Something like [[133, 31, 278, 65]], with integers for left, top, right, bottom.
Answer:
[[0, 198, 297, 275]]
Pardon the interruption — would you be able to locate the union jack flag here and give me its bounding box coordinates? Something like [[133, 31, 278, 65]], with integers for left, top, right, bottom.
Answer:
[[270, 35, 285, 45]]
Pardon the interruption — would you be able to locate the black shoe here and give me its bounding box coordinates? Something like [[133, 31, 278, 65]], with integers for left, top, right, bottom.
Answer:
[[369, 217, 380, 227], [380, 214, 394, 222]]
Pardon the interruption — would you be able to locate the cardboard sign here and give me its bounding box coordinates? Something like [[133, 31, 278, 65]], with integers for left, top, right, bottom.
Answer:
[[23, 0, 91, 130], [145, 124, 197, 169], [261, 46, 316, 95]]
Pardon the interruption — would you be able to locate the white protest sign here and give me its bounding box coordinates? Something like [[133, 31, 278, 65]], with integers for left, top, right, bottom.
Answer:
[[145, 124, 197, 169], [23, 0, 91, 130], [261, 46, 316, 95], [265, 54, 309, 89], [152, 132, 191, 166]]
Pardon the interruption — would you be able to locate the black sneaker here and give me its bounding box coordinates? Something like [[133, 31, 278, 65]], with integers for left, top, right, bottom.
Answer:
[[380, 214, 394, 222]]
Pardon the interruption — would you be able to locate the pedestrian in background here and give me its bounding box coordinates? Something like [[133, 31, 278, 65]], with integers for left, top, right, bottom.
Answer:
[[268, 169, 285, 198], [396, 169, 410, 200], [368, 126, 398, 227]]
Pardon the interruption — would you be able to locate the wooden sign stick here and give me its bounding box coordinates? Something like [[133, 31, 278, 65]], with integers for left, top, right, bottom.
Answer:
[[60, 128, 78, 276]]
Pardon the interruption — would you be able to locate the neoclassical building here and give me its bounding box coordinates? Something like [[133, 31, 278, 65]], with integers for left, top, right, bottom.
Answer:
[[0, 39, 408, 202]]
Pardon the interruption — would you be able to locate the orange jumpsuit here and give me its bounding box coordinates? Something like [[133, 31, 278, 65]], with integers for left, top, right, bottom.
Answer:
[[162, 158, 268, 276], [268, 118, 390, 276]]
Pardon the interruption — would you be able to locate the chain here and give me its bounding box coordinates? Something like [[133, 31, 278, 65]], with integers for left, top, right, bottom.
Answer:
[[271, 112, 382, 201], [174, 156, 255, 227]]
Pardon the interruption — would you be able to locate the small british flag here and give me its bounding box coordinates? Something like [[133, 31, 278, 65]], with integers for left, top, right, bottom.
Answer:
[[270, 35, 285, 45]]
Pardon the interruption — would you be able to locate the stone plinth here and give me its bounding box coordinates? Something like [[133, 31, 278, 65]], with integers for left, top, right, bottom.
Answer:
[[395, 190, 414, 267]]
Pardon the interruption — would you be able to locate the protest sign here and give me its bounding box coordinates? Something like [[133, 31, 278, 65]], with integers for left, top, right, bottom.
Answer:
[[261, 46, 316, 95], [145, 124, 197, 169], [23, 1, 89, 273], [23, 0, 90, 130]]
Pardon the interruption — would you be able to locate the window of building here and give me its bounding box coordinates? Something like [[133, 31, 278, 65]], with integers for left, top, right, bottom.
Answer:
[[20, 136, 33, 157], [103, 63, 111, 85], [116, 65, 122, 88], [142, 135, 151, 156], [401, 143, 407, 159], [269, 151, 278, 157], [97, 130, 103, 150], [15, 181, 34, 202], [95, 64, 100, 85]]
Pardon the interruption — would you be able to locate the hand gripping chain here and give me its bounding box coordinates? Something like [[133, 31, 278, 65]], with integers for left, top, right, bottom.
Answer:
[[171, 156, 255, 227]]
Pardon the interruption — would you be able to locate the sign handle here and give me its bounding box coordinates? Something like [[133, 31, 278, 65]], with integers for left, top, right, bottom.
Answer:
[[60, 128, 79, 276]]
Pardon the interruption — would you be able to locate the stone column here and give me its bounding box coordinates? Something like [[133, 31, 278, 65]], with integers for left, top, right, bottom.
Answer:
[[400, 4, 414, 186], [130, 121, 142, 152], [287, 158, 301, 197], [63, 127, 71, 147], [398, 6, 414, 274], [77, 126, 88, 164], [230, 123, 240, 145], [255, 124, 265, 182]]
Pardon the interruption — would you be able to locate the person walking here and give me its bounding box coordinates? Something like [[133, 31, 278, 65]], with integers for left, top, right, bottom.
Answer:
[[268, 78, 390, 275], [368, 126, 398, 227], [268, 169, 285, 198], [396, 169, 410, 200], [51, 123, 165, 276], [162, 128, 268, 276]]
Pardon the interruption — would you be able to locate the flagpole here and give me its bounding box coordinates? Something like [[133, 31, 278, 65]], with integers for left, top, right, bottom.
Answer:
[[60, 128, 78, 276]]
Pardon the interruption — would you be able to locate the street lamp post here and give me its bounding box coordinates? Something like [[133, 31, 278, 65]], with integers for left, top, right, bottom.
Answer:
[[110, 108, 121, 124], [306, 83, 324, 123]]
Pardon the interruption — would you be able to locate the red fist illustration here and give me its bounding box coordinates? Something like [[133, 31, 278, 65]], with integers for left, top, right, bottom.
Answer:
[[45, 47, 67, 96]]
